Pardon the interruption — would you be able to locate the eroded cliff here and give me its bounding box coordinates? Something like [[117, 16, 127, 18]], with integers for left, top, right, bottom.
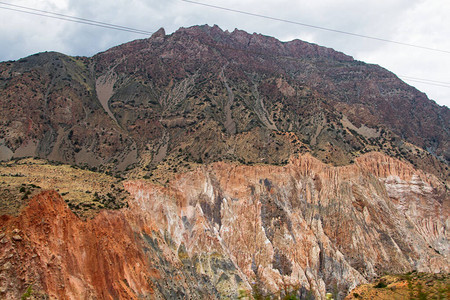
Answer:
[[0, 152, 447, 299]]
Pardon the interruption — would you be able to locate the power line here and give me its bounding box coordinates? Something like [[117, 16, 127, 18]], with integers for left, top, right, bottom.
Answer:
[[181, 0, 450, 54], [399, 77, 450, 88], [0, 2, 153, 35], [0, 1, 448, 91], [399, 76, 450, 85]]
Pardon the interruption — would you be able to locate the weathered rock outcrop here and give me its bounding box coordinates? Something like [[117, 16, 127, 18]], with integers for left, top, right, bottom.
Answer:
[[0, 191, 152, 298], [1, 152, 447, 299], [0, 190, 238, 299]]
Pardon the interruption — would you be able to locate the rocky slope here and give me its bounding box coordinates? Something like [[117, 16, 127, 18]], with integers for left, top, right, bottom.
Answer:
[[0, 152, 447, 299], [0, 25, 448, 181], [0, 25, 448, 299]]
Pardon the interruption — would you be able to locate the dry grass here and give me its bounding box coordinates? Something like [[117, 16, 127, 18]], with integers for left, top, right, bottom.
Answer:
[[346, 272, 449, 300], [0, 158, 129, 219]]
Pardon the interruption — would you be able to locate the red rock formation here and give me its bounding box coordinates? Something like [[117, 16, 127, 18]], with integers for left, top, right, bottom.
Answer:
[[124, 152, 448, 298], [0, 152, 447, 299], [1, 24, 448, 299], [0, 191, 152, 299]]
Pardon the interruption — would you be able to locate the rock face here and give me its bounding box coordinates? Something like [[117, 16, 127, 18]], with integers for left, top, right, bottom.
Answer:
[[0, 24, 448, 299], [0, 25, 448, 181], [0, 190, 231, 299], [1, 152, 447, 299]]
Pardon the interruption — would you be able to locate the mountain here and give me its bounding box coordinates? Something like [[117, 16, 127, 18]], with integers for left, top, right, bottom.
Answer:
[[1, 25, 448, 180], [0, 25, 448, 299]]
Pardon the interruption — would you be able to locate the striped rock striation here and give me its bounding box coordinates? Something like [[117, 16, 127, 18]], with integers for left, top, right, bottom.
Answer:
[[0, 152, 447, 299]]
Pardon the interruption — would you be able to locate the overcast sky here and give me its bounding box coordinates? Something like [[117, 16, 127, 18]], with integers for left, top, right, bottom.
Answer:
[[1, 0, 449, 107]]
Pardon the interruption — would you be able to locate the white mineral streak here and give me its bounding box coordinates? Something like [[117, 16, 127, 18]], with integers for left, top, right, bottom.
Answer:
[[123, 152, 448, 298]]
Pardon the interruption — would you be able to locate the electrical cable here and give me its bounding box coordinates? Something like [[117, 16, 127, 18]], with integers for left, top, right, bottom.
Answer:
[[398, 76, 450, 85], [0, 1, 448, 91], [0, 2, 152, 35], [399, 78, 450, 88]]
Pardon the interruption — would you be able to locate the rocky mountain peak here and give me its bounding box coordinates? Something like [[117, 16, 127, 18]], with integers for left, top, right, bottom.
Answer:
[[165, 24, 354, 62], [1, 25, 449, 179], [151, 27, 166, 39]]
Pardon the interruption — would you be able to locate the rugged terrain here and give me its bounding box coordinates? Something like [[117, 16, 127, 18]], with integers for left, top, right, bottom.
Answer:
[[0, 152, 448, 299], [0, 25, 448, 181], [345, 271, 449, 299], [0, 25, 448, 299]]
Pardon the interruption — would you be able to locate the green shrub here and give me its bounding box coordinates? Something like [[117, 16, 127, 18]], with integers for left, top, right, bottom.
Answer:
[[21, 285, 33, 300], [374, 281, 387, 289]]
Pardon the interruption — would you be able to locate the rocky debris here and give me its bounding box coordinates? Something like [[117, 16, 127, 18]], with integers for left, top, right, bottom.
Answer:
[[11, 234, 22, 241]]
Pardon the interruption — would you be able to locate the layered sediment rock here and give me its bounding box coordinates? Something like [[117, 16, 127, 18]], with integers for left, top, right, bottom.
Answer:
[[1, 25, 448, 181], [0, 152, 447, 299]]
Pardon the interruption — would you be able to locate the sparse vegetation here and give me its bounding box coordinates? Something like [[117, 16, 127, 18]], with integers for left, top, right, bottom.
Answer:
[[0, 158, 129, 219], [347, 272, 449, 299], [21, 284, 33, 300], [239, 281, 310, 300]]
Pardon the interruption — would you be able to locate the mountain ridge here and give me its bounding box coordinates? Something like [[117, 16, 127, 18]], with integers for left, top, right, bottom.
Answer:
[[1, 25, 448, 183]]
